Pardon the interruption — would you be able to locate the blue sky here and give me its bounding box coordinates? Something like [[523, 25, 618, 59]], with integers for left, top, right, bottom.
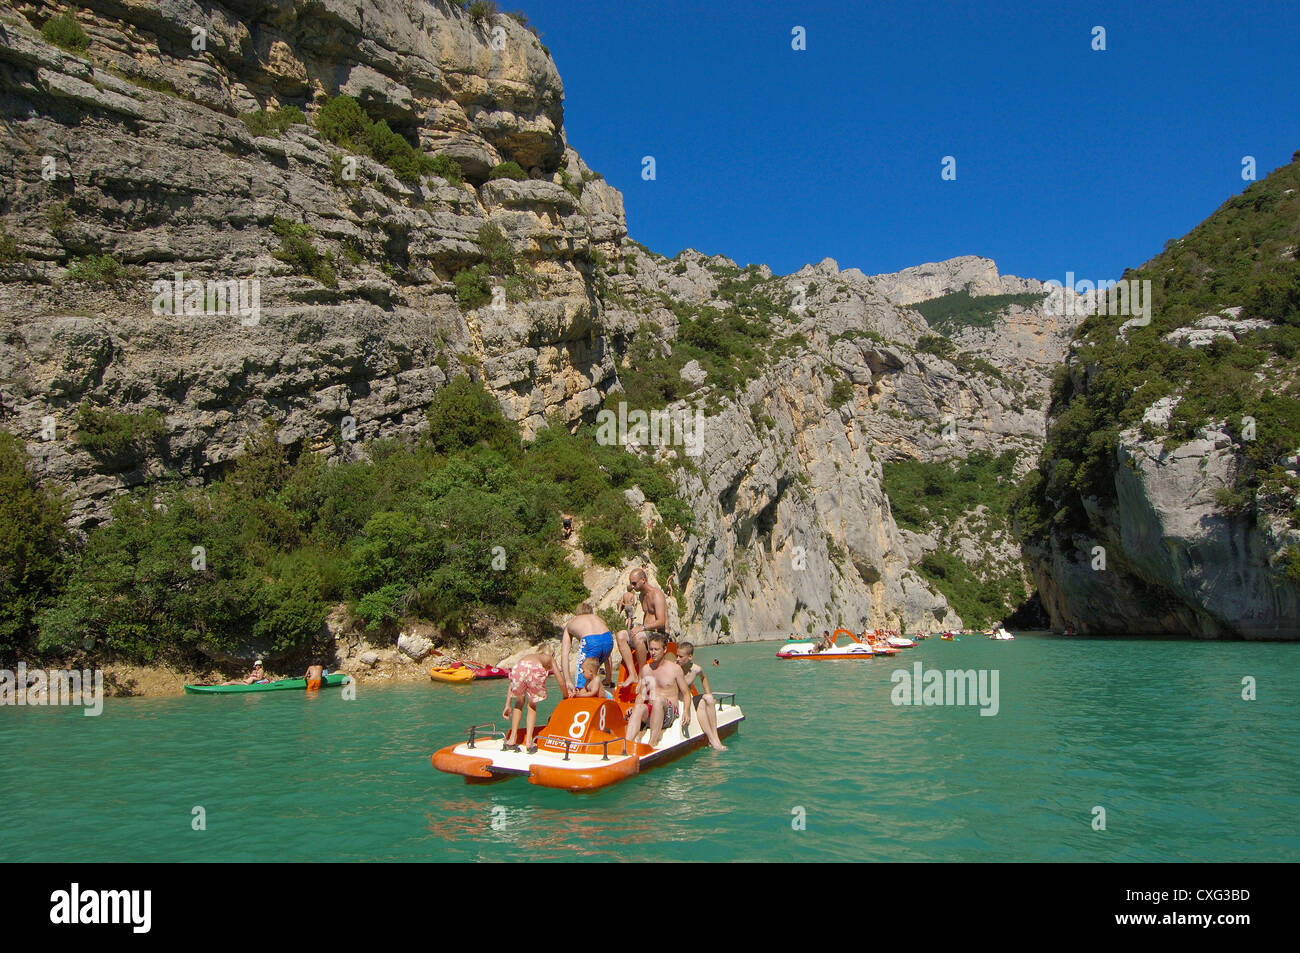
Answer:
[[527, 0, 1299, 283]]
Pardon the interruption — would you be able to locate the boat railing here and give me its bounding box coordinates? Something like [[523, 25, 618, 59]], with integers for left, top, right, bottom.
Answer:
[[711, 691, 737, 710], [538, 735, 636, 762], [465, 722, 505, 749]]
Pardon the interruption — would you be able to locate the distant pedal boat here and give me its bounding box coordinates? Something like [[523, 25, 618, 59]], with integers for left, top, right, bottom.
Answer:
[[777, 629, 878, 658]]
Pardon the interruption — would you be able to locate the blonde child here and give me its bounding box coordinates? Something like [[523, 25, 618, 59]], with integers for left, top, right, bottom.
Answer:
[[573, 658, 611, 700]]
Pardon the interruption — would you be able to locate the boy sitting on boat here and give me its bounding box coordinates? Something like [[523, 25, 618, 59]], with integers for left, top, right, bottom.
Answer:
[[674, 642, 727, 751], [572, 658, 612, 700], [625, 634, 692, 748]]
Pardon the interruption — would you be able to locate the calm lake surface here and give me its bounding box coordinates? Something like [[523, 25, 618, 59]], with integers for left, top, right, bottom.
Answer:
[[2, 634, 1296, 862]]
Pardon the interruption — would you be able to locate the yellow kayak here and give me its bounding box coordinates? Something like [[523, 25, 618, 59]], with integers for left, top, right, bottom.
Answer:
[[430, 665, 474, 684]]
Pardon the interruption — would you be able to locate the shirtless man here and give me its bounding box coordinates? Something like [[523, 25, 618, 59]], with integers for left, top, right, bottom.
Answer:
[[561, 601, 613, 695], [618, 585, 637, 629], [616, 568, 669, 686], [624, 633, 692, 749], [675, 642, 726, 750]]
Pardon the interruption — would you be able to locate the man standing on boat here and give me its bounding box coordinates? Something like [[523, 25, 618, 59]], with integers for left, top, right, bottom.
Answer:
[[561, 601, 613, 696], [616, 568, 669, 686], [625, 633, 692, 749]]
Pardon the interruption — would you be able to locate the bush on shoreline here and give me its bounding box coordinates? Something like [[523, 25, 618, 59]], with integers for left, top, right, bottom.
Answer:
[[7, 381, 691, 666]]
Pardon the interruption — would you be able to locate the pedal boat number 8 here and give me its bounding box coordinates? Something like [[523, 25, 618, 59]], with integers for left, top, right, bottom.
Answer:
[[431, 693, 744, 792]]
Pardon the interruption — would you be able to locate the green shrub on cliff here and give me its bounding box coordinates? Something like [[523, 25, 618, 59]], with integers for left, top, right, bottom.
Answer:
[[453, 264, 492, 310], [913, 289, 1047, 335], [830, 378, 855, 408], [430, 154, 464, 186], [67, 255, 129, 287], [240, 105, 307, 137], [488, 161, 528, 181], [0, 230, 24, 263], [34, 380, 692, 662], [315, 95, 434, 184], [466, 1, 500, 23], [0, 433, 71, 659], [1021, 155, 1300, 546], [42, 13, 89, 53], [272, 217, 337, 288], [453, 224, 530, 310], [74, 403, 166, 465], [425, 374, 520, 456]]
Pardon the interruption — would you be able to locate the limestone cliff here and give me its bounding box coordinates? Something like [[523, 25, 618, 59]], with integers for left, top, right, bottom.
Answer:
[[0, 1, 1080, 642], [1017, 156, 1300, 639]]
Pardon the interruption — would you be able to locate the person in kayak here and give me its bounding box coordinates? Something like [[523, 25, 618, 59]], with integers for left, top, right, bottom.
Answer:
[[561, 602, 613, 694], [616, 568, 670, 687], [223, 660, 270, 686], [625, 633, 692, 748], [673, 642, 726, 751], [502, 650, 566, 754]]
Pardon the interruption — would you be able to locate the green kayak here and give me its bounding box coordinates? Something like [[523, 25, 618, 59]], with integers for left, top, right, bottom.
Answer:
[[184, 674, 350, 695]]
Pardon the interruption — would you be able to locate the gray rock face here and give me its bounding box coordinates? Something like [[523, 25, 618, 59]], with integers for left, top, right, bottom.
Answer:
[[0, 3, 1082, 642], [865, 255, 1039, 306], [397, 631, 435, 661], [0, 1, 626, 527], [1031, 426, 1299, 639]]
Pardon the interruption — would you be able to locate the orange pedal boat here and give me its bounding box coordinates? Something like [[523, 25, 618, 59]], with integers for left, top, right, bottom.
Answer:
[[431, 692, 744, 792]]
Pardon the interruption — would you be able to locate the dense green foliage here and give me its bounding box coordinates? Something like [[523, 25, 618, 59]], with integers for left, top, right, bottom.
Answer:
[[488, 161, 528, 181], [617, 269, 809, 412], [240, 105, 307, 137], [272, 217, 337, 288], [1016, 155, 1300, 546], [73, 403, 166, 465], [429, 154, 464, 186], [882, 450, 1027, 627], [41, 13, 89, 53], [66, 255, 128, 286], [14, 380, 691, 664], [913, 289, 1046, 335], [830, 378, 854, 408], [454, 264, 492, 310], [0, 434, 72, 658], [884, 450, 1017, 533], [453, 223, 533, 310], [315, 95, 434, 183], [915, 550, 1025, 630], [466, 0, 500, 22], [914, 334, 1006, 382], [0, 230, 23, 263]]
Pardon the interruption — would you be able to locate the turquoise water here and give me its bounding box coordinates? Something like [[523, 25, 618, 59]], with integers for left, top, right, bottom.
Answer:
[[2, 634, 1297, 862]]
